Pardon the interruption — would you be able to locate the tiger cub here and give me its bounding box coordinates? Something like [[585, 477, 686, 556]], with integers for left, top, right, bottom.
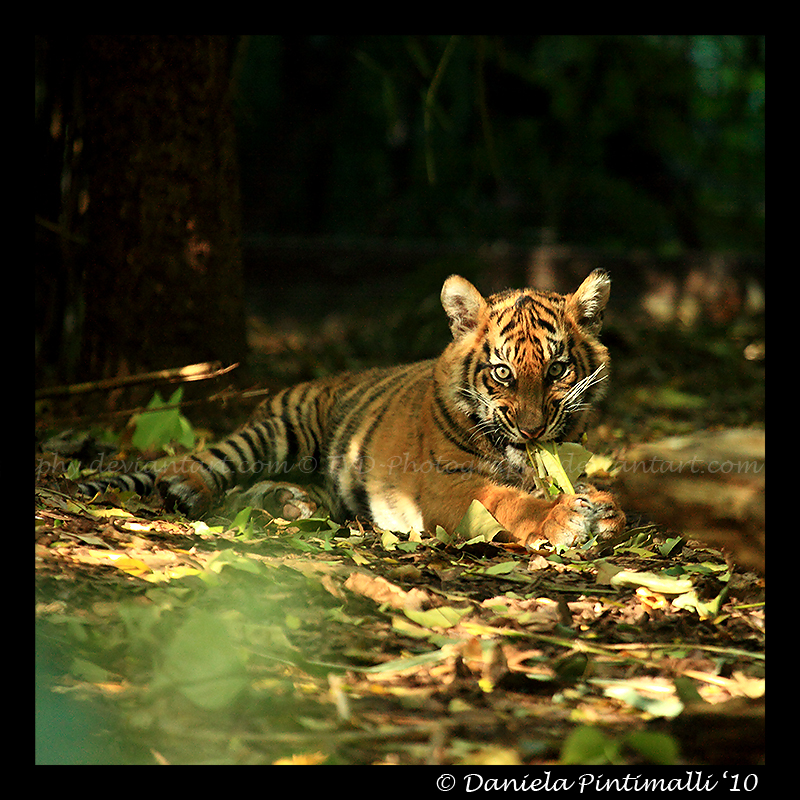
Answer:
[[84, 271, 625, 547]]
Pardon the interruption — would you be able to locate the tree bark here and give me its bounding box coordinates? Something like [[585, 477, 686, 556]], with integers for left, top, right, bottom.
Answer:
[[78, 35, 246, 380]]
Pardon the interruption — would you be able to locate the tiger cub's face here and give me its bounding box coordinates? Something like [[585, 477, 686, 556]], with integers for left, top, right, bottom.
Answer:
[[439, 271, 611, 446]]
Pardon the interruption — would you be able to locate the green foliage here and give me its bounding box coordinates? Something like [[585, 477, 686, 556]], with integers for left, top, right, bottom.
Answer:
[[131, 388, 195, 451], [230, 506, 256, 539], [561, 725, 680, 765], [527, 441, 593, 496], [152, 611, 249, 711]]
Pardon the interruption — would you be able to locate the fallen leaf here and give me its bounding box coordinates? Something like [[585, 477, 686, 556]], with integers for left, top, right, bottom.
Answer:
[[610, 570, 694, 595], [344, 572, 428, 611], [404, 605, 470, 629], [454, 500, 508, 542]]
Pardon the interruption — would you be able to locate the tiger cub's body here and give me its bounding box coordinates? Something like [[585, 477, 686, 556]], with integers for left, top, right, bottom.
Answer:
[[88, 271, 625, 547]]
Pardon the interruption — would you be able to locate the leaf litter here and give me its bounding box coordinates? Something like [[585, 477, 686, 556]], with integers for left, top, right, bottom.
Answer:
[[35, 457, 764, 765]]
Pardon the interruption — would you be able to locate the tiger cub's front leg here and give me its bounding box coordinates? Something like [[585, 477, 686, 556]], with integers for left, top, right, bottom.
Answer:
[[475, 484, 626, 549]]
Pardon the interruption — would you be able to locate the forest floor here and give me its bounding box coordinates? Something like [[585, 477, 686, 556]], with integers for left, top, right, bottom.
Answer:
[[35, 293, 764, 767]]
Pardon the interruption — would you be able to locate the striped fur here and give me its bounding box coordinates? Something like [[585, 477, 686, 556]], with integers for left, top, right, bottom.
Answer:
[[82, 271, 625, 547]]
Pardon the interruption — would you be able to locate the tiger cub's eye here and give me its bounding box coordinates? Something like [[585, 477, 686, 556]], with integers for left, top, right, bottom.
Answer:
[[491, 364, 513, 384], [546, 362, 568, 380]]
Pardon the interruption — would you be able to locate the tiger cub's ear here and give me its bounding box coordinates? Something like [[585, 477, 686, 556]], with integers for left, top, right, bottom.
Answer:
[[441, 275, 487, 340], [568, 269, 611, 334]]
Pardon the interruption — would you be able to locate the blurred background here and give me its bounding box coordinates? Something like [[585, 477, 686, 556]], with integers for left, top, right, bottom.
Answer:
[[35, 35, 764, 426]]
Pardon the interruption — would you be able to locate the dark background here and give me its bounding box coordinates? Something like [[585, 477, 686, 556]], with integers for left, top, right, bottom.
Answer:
[[35, 35, 765, 390]]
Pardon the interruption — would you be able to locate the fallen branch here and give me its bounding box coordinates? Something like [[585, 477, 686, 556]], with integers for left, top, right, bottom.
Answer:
[[35, 362, 239, 400]]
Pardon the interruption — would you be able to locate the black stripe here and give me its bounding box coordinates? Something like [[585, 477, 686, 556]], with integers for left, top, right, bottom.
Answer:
[[461, 349, 478, 390], [345, 483, 372, 519], [239, 426, 267, 460], [190, 454, 229, 491], [226, 436, 254, 469], [431, 386, 485, 460], [532, 315, 557, 335], [500, 318, 520, 337], [129, 472, 156, 495], [244, 421, 272, 469], [274, 387, 305, 460], [514, 294, 535, 309], [280, 416, 300, 463]]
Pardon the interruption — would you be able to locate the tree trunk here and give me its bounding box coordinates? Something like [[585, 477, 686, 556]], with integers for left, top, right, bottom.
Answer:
[[78, 35, 246, 380]]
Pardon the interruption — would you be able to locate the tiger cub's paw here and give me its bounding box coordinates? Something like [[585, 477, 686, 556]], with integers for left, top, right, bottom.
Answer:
[[226, 481, 319, 520], [534, 486, 625, 549]]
